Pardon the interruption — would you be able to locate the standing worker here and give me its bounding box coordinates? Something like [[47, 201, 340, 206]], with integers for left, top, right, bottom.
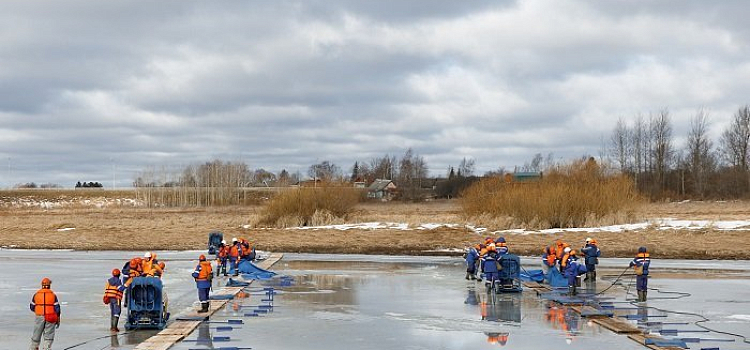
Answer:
[[103, 269, 126, 332], [229, 238, 242, 276], [629, 246, 651, 302], [29, 278, 60, 350], [216, 240, 229, 276], [581, 238, 601, 282], [192, 254, 213, 313]]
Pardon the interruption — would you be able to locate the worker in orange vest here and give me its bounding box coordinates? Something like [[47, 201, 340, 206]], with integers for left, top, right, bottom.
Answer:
[[192, 254, 213, 313], [103, 269, 126, 332], [29, 278, 61, 350]]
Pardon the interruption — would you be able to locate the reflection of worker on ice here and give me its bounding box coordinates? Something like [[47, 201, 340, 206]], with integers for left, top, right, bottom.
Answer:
[[29, 278, 60, 350], [485, 332, 509, 346]]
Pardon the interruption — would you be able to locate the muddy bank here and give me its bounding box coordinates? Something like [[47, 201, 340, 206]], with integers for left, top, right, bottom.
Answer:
[[1, 202, 749, 259]]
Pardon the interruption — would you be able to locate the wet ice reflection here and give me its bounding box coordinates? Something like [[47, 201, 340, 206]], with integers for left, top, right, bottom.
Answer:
[[174, 257, 644, 350]]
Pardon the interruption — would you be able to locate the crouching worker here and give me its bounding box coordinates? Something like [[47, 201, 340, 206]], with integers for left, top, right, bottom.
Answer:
[[103, 269, 126, 332], [563, 251, 587, 296], [464, 244, 480, 280], [629, 246, 651, 302], [29, 278, 60, 350], [192, 254, 213, 313]]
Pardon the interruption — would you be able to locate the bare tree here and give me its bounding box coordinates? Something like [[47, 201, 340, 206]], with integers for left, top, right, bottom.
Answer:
[[368, 154, 397, 181], [308, 160, 341, 182], [610, 118, 629, 172], [686, 109, 715, 197], [458, 157, 476, 177], [719, 105, 750, 170], [650, 110, 673, 194], [398, 148, 429, 199]]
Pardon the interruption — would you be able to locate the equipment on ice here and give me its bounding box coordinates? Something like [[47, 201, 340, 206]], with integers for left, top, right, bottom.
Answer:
[[207, 231, 224, 255], [125, 277, 169, 330]]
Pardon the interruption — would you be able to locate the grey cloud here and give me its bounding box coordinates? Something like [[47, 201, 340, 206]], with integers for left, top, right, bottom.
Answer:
[[1, 1, 750, 186]]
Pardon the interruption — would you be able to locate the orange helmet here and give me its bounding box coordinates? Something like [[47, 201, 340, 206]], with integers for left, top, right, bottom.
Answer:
[[199, 254, 206, 261], [130, 257, 141, 266], [158, 262, 165, 269], [41, 278, 52, 286], [112, 268, 121, 276]]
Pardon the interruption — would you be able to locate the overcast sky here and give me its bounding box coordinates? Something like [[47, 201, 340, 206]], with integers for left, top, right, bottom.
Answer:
[[2, 0, 750, 187]]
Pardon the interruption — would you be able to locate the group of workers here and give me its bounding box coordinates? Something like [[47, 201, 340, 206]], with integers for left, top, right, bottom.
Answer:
[[464, 236, 511, 285], [103, 252, 167, 333], [541, 238, 601, 295], [464, 236, 652, 301], [27, 238, 261, 350], [214, 237, 256, 277]]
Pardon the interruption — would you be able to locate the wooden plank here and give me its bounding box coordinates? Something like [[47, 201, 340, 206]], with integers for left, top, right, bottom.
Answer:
[[134, 253, 283, 350], [592, 317, 642, 334]]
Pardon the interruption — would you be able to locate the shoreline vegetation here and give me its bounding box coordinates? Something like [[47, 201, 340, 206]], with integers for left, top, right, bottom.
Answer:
[[1, 196, 749, 259]]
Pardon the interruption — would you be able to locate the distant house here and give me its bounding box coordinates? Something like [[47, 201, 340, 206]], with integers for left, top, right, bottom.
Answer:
[[504, 172, 543, 183], [367, 179, 397, 200]]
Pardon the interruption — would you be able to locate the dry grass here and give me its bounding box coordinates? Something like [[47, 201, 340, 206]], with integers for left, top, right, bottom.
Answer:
[[256, 186, 362, 227], [461, 160, 643, 229], [1, 199, 749, 258]]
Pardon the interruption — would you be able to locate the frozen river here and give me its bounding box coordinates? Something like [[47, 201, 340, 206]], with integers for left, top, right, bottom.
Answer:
[[1, 251, 749, 349]]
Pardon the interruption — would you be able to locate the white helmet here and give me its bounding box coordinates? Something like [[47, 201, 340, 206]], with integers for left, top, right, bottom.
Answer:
[[232, 237, 238, 243], [563, 247, 571, 254], [585, 237, 592, 243], [144, 252, 152, 258], [221, 240, 227, 244]]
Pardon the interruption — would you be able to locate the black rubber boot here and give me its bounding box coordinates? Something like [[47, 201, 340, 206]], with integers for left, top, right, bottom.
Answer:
[[642, 291, 647, 302], [198, 302, 208, 313]]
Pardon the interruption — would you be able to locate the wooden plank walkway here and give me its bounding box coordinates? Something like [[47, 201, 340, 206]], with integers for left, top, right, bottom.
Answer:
[[134, 253, 283, 350]]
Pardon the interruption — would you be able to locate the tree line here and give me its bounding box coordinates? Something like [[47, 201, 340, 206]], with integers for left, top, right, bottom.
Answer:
[[607, 105, 750, 199]]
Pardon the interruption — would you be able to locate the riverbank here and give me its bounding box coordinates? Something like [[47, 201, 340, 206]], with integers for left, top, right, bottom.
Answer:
[[1, 200, 749, 259]]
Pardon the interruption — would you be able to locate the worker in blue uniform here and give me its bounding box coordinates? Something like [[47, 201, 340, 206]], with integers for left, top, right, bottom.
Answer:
[[192, 254, 213, 312], [629, 246, 651, 302], [580, 238, 601, 282], [563, 250, 586, 296], [464, 244, 480, 280]]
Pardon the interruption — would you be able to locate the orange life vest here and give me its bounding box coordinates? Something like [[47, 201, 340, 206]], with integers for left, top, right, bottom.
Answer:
[[196, 261, 213, 281], [546, 247, 557, 266], [218, 246, 228, 259], [229, 244, 240, 258], [32, 288, 59, 323], [103, 280, 124, 303]]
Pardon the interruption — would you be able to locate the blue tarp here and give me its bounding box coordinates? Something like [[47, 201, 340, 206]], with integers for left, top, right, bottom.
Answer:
[[518, 268, 567, 287], [520, 269, 545, 283], [546, 267, 568, 287], [238, 260, 276, 280]]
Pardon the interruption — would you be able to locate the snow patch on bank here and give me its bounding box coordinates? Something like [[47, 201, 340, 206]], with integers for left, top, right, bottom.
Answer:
[[245, 218, 750, 235]]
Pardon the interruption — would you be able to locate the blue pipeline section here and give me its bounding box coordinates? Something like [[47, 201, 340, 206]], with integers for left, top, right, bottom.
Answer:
[[227, 279, 251, 287], [184, 336, 232, 342], [644, 338, 688, 348]]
